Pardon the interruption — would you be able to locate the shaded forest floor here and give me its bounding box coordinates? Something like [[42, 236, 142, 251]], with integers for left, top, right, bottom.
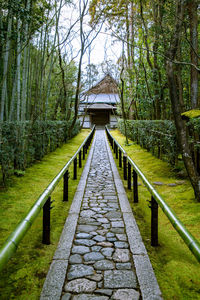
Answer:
[[0, 129, 90, 300], [111, 129, 200, 300]]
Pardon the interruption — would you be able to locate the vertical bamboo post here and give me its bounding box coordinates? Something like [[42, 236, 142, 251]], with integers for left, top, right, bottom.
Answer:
[[151, 196, 158, 246], [63, 170, 69, 202], [73, 157, 77, 179], [114, 141, 116, 154], [42, 197, 51, 245], [79, 150, 82, 168], [128, 162, 131, 189], [116, 145, 118, 159], [119, 149, 122, 168], [123, 155, 127, 180], [133, 170, 138, 203]]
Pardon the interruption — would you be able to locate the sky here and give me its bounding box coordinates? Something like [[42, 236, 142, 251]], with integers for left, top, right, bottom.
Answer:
[[60, 1, 121, 71]]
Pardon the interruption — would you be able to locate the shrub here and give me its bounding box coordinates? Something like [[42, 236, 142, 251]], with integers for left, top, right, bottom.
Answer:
[[118, 119, 178, 165], [0, 120, 80, 183]]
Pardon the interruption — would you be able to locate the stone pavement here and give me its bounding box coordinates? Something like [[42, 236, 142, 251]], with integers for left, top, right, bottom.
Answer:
[[40, 129, 162, 300]]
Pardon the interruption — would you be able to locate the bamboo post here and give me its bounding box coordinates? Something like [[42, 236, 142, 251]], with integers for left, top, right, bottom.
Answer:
[[63, 170, 69, 202], [42, 197, 51, 245], [151, 196, 158, 246], [73, 157, 77, 179], [123, 154, 127, 180], [133, 170, 138, 203], [119, 149, 122, 168], [79, 150, 82, 168], [128, 162, 131, 189], [116, 145, 118, 159]]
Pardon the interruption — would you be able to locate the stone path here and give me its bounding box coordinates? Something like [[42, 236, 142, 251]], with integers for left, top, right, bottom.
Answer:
[[40, 129, 162, 300]]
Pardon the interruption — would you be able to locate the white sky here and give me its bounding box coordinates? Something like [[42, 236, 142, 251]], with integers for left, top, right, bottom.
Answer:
[[60, 1, 121, 71]]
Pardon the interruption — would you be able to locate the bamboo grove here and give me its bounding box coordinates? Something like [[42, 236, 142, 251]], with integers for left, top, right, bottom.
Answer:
[[0, 0, 97, 181], [89, 0, 200, 201]]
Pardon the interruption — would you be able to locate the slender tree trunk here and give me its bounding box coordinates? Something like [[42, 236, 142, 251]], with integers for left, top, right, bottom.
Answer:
[[166, 0, 200, 201], [21, 0, 31, 121], [16, 14, 22, 121], [187, 0, 198, 108], [0, 8, 12, 121], [45, 0, 63, 120]]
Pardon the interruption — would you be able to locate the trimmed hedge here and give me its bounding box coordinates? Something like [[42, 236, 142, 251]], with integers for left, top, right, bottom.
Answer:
[[118, 119, 178, 165], [0, 120, 80, 182]]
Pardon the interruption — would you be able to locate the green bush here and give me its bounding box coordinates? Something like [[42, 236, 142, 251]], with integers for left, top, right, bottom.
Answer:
[[0, 120, 80, 182], [118, 119, 178, 165]]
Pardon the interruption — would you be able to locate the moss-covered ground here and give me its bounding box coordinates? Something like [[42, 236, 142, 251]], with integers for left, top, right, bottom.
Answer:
[[0, 129, 91, 300], [111, 129, 200, 300]]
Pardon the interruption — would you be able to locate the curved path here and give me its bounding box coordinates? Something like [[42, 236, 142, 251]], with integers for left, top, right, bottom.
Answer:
[[40, 129, 162, 300]]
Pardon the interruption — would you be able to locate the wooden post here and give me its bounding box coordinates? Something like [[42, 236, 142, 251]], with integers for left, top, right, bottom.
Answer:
[[42, 196, 51, 245], [123, 155, 127, 180], [119, 149, 122, 168], [83, 145, 85, 160], [63, 170, 69, 202], [151, 196, 158, 246], [116, 145, 118, 159], [133, 170, 138, 203], [79, 150, 82, 168], [128, 162, 131, 189], [114, 141, 116, 154], [73, 157, 77, 179]]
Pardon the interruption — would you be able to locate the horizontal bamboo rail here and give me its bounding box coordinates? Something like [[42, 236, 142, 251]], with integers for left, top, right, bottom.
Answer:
[[0, 126, 95, 272], [105, 126, 200, 263]]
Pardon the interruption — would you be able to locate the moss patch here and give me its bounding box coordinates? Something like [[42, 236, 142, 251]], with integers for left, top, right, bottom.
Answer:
[[0, 129, 91, 300], [181, 109, 200, 119], [111, 129, 200, 300]]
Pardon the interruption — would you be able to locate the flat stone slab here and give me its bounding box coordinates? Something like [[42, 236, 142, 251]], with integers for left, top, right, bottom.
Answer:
[[84, 252, 104, 262], [72, 245, 90, 255], [104, 270, 137, 288], [113, 249, 130, 262], [74, 239, 96, 247], [112, 289, 140, 300], [73, 295, 109, 300], [64, 278, 96, 293], [76, 233, 92, 239], [67, 264, 94, 280], [94, 259, 115, 270], [69, 254, 82, 264], [114, 241, 129, 248], [93, 235, 106, 242], [77, 225, 98, 232]]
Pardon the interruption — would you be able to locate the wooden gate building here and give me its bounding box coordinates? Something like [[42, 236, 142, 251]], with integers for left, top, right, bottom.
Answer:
[[79, 74, 119, 128]]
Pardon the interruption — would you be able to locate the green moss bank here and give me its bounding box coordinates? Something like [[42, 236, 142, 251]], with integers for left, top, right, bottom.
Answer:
[[111, 129, 200, 300], [0, 129, 90, 300]]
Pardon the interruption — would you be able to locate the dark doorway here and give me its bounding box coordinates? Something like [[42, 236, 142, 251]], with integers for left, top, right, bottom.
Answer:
[[90, 110, 110, 126]]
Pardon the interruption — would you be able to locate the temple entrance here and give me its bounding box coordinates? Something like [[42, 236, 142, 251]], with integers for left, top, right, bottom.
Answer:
[[90, 109, 110, 126]]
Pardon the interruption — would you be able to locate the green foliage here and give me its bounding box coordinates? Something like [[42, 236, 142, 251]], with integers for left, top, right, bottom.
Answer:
[[0, 120, 80, 183], [118, 119, 178, 165]]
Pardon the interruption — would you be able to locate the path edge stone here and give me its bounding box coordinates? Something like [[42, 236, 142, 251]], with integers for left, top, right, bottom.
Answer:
[[104, 131, 163, 300], [40, 133, 97, 300]]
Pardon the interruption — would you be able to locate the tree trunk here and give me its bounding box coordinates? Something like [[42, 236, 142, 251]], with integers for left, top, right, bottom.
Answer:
[[166, 0, 200, 201], [187, 0, 198, 108], [0, 8, 12, 121]]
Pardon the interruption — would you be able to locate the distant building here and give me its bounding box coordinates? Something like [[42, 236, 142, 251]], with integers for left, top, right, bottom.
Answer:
[[79, 74, 119, 128]]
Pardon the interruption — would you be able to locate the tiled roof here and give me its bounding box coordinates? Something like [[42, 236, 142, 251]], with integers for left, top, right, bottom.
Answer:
[[81, 93, 119, 104], [87, 103, 117, 110]]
